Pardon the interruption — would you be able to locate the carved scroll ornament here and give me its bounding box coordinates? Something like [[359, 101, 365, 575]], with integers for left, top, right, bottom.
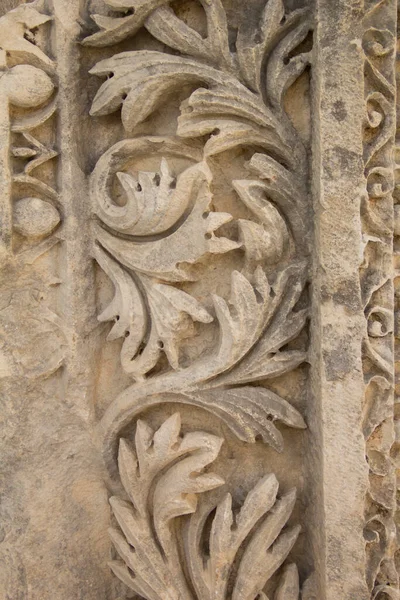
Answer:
[[83, 0, 312, 596], [360, 1, 399, 597]]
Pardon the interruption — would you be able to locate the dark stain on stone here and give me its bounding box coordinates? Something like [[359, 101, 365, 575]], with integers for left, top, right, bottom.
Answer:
[[333, 280, 361, 314], [323, 146, 362, 178], [332, 100, 347, 122], [323, 333, 355, 381], [320, 280, 361, 313]]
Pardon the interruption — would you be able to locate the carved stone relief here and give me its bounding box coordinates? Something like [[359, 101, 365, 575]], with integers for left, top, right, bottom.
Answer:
[[0, 0, 399, 599], [81, 0, 313, 597], [361, 0, 398, 596]]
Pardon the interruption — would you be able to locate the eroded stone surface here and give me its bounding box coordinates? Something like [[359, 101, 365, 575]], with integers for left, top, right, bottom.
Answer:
[[0, 1, 398, 599]]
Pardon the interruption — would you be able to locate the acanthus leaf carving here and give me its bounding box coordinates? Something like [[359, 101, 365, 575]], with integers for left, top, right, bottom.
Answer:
[[109, 412, 225, 600], [94, 246, 147, 374], [264, 12, 311, 110], [97, 264, 308, 469], [88, 51, 283, 137], [207, 262, 308, 386], [141, 282, 213, 370], [274, 563, 301, 600], [109, 413, 302, 600], [84, 0, 234, 75], [94, 161, 240, 283], [236, 0, 286, 93], [84, 0, 312, 594], [186, 473, 300, 600], [95, 245, 214, 379], [83, 0, 176, 48], [192, 386, 306, 450], [90, 137, 202, 236], [115, 157, 177, 236]]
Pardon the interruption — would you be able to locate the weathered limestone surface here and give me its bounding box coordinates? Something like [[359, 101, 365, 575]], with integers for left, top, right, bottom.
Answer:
[[0, 1, 398, 599]]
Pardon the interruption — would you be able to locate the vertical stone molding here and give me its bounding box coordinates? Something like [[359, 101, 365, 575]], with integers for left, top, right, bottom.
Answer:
[[311, 1, 370, 598], [0, 1, 399, 599]]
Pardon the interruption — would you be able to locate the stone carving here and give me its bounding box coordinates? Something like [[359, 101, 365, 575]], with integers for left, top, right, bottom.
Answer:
[[0, 2, 64, 380], [361, 1, 399, 596], [6, 0, 400, 597], [109, 412, 302, 600], [86, 0, 310, 456], [84, 0, 312, 595], [0, 3, 59, 254], [0, 5, 70, 597]]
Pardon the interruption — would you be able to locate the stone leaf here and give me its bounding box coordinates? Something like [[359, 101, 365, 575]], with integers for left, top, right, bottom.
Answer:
[[0, 4, 53, 67], [127, 282, 213, 379], [112, 159, 206, 236], [177, 116, 293, 167], [274, 563, 300, 600], [265, 12, 312, 109], [234, 178, 289, 268], [246, 153, 309, 248], [112, 423, 301, 600], [83, 0, 172, 47], [177, 84, 279, 134], [94, 246, 147, 375], [89, 51, 280, 134], [204, 263, 307, 386], [91, 137, 203, 236], [203, 268, 273, 380], [232, 498, 300, 599], [236, 0, 286, 92], [211, 263, 308, 386], [118, 413, 223, 516], [116, 158, 176, 235], [95, 171, 239, 282], [194, 386, 306, 451], [145, 5, 212, 62], [145, 0, 233, 71], [109, 413, 224, 600], [85, 0, 233, 71], [186, 473, 300, 600]]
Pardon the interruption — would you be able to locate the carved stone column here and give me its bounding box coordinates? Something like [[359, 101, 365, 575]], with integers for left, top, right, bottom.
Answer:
[[0, 1, 398, 599]]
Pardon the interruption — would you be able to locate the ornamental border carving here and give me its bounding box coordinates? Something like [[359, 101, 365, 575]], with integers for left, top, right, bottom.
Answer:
[[361, 0, 398, 595]]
